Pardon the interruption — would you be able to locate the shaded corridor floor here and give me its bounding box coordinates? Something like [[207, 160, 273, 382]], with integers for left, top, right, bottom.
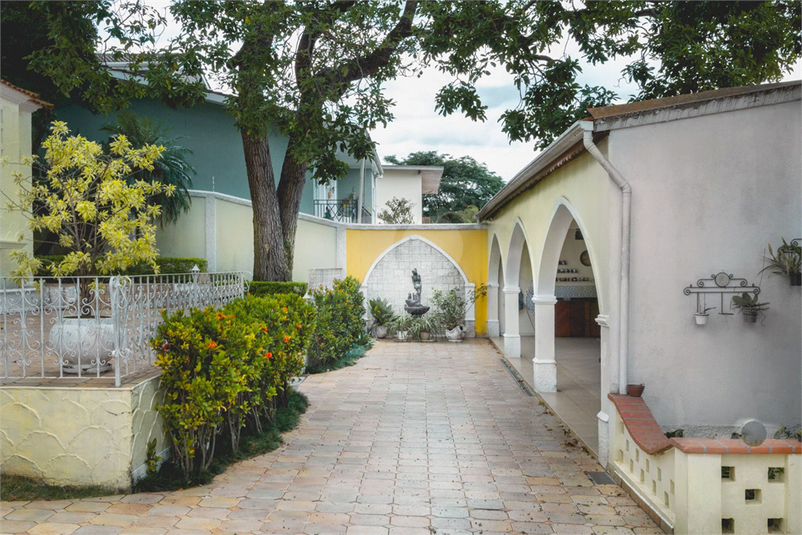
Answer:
[[1, 339, 661, 535]]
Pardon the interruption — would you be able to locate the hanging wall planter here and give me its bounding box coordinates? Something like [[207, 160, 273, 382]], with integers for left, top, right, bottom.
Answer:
[[732, 292, 769, 324], [761, 238, 801, 287], [694, 313, 709, 326]]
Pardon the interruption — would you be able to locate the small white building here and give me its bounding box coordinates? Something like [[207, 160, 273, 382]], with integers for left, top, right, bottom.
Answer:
[[376, 165, 444, 224]]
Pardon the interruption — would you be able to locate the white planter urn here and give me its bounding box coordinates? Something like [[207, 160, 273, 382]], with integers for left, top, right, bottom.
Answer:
[[49, 318, 114, 373], [445, 325, 465, 342], [373, 325, 388, 339], [694, 313, 709, 326]]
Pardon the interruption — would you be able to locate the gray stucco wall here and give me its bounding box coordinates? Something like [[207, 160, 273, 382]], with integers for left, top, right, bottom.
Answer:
[[609, 99, 801, 434]]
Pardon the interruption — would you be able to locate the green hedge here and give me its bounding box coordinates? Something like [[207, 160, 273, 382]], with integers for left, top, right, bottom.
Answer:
[[34, 256, 208, 276], [308, 276, 367, 369], [248, 281, 308, 296]]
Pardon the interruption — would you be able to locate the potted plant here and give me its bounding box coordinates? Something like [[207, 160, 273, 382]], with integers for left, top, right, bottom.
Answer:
[[6, 121, 171, 372], [408, 315, 442, 342], [627, 384, 645, 397], [761, 238, 801, 286], [431, 285, 486, 342], [368, 297, 395, 339], [389, 313, 412, 341], [694, 305, 716, 325], [731, 292, 769, 323]]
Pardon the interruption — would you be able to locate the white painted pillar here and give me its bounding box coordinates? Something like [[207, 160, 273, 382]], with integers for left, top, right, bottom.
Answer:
[[464, 282, 476, 337], [486, 282, 500, 337], [204, 193, 217, 271], [532, 294, 557, 392], [596, 314, 611, 468], [502, 286, 520, 357]]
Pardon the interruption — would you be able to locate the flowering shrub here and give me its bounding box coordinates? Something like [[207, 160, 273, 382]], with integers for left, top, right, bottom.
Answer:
[[309, 276, 367, 368], [6, 121, 172, 279], [152, 293, 314, 478]]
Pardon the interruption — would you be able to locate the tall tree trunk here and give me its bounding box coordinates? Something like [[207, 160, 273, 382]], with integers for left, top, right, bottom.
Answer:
[[276, 137, 308, 278], [241, 131, 290, 281]]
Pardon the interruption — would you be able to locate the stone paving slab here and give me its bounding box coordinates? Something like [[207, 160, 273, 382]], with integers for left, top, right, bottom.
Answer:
[[1, 339, 660, 534]]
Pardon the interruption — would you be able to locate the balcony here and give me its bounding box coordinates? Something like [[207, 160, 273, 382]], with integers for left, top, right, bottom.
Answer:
[[314, 198, 372, 223]]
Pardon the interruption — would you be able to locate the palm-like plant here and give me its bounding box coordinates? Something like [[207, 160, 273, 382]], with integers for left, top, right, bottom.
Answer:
[[101, 112, 195, 225]]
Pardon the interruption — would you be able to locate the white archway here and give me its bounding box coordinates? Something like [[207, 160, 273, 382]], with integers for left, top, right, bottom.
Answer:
[[487, 234, 503, 338], [531, 198, 604, 393], [500, 220, 532, 358], [362, 235, 476, 331]]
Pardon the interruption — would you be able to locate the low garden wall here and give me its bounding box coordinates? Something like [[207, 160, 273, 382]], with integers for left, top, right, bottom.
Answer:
[[0, 373, 168, 490], [608, 394, 801, 535]]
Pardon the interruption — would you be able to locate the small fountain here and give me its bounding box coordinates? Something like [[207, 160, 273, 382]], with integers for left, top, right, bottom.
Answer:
[[404, 268, 430, 316]]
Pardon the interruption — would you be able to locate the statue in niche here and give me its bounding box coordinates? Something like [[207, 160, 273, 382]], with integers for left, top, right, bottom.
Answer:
[[404, 268, 429, 316]]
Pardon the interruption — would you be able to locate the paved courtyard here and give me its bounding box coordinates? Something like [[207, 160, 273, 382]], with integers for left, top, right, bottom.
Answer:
[[1, 339, 661, 535]]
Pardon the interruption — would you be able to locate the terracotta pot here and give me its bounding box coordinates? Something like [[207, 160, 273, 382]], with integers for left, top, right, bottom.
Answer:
[[420, 331, 432, 342], [627, 384, 645, 397]]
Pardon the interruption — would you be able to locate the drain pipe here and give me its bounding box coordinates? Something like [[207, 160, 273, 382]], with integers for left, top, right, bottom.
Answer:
[[581, 121, 631, 395], [357, 159, 366, 223]]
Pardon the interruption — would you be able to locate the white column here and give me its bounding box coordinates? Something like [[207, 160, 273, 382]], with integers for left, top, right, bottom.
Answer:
[[486, 282, 500, 337], [464, 282, 476, 337], [596, 314, 611, 468], [502, 286, 520, 357], [532, 294, 557, 392]]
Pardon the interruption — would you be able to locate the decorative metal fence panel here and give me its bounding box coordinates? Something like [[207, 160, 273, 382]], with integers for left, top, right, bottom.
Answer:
[[0, 272, 247, 386]]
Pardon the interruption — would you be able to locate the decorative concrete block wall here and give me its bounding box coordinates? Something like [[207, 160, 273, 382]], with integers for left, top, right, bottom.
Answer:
[[365, 237, 465, 321], [0, 375, 168, 490]]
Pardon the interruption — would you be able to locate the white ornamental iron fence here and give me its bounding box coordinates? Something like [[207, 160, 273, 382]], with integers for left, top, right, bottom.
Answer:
[[0, 270, 248, 387]]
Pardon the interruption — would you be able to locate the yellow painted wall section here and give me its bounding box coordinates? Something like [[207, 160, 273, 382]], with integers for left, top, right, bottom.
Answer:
[[216, 198, 254, 273], [486, 149, 613, 314], [293, 217, 339, 282], [346, 228, 488, 334], [0, 377, 169, 490], [156, 195, 206, 260]]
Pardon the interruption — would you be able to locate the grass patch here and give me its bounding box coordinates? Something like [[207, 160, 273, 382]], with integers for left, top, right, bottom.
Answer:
[[306, 341, 372, 374], [135, 390, 308, 492], [0, 475, 122, 502]]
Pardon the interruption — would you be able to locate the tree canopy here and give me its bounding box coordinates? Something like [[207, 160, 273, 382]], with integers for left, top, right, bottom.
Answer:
[[385, 151, 504, 223], [5, 0, 800, 279]]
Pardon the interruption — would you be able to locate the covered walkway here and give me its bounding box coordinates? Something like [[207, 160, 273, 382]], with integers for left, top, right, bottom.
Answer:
[[1, 340, 658, 534]]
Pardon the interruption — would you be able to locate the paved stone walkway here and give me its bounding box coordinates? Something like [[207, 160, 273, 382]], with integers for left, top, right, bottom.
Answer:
[[1, 339, 662, 535]]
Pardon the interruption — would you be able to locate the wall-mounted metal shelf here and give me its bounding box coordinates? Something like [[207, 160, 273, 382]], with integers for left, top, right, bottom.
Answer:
[[791, 238, 801, 247], [684, 272, 760, 315]]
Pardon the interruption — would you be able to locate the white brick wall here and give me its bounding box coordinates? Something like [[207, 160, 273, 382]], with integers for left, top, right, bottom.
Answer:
[[365, 239, 464, 317]]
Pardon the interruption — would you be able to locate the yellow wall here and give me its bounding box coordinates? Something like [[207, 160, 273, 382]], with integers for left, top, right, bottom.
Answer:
[[486, 149, 614, 314], [215, 198, 254, 273], [156, 195, 206, 260], [346, 227, 488, 334], [0, 376, 168, 490], [293, 217, 339, 282], [0, 92, 36, 277]]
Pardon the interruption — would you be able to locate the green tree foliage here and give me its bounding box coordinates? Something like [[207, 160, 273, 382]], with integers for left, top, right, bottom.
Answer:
[[101, 112, 195, 225], [377, 196, 415, 224], [386, 151, 504, 222], [8, 1, 800, 279]]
